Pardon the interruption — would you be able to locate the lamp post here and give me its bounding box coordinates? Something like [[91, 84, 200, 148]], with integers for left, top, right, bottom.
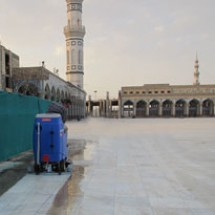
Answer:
[[94, 90, 97, 100]]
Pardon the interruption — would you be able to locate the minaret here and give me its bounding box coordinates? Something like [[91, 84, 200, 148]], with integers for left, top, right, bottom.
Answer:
[[193, 53, 200, 85], [64, 0, 86, 89]]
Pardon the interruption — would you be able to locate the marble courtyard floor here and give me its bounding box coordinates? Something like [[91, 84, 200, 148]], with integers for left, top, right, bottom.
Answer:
[[0, 118, 215, 215]]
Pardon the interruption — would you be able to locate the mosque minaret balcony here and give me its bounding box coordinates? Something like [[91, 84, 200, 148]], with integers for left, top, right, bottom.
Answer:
[[64, 25, 85, 38]]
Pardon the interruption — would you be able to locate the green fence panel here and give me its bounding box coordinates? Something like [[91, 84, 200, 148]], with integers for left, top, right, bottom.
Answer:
[[0, 92, 51, 162]]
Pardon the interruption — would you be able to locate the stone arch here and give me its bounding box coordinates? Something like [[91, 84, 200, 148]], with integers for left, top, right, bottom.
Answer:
[[44, 84, 51, 100], [189, 99, 200, 117], [123, 100, 134, 117], [136, 100, 147, 117], [56, 89, 61, 102], [51, 86, 56, 101], [175, 99, 186, 117], [61, 90, 65, 101], [162, 99, 172, 117], [202, 99, 214, 116], [149, 100, 159, 117], [18, 82, 39, 97], [65, 92, 68, 99]]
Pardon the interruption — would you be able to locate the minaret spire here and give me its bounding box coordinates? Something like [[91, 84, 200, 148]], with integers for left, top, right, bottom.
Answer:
[[193, 52, 200, 85], [64, 0, 86, 89]]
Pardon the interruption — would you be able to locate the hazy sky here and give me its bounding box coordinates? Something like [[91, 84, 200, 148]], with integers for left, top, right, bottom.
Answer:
[[0, 0, 215, 99]]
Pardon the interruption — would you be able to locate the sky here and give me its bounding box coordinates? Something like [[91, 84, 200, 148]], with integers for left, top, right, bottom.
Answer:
[[0, 0, 215, 99]]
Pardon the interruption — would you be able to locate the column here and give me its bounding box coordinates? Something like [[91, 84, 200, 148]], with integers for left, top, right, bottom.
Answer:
[[171, 101, 176, 117], [159, 104, 162, 117], [213, 101, 215, 116], [185, 102, 189, 117], [106, 91, 110, 118], [146, 103, 149, 117], [199, 101, 203, 116], [133, 103, 136, 117], [118, 91, 122, 118]]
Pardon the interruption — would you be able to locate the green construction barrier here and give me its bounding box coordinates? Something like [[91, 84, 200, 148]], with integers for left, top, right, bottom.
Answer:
[[0, 92, 51, 162]]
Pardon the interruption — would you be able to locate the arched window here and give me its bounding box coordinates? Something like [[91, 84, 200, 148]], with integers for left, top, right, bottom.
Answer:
[[175, 99, 186, 117], [51, 86, 56, 101], [67, 50, 70, 65], [71, 49, 76, 64], [56, 89, 61, 102], [78, 50, 82, 64], [44, 84, 50, 100], [162, 100, 172, 117], [18, 83, 39, 97], [149, 100, 159, 117], [189, 99, 200, 117], [136, 100, 147, 117], [123, 100, 134, 118], [202, 99, 214, 116]]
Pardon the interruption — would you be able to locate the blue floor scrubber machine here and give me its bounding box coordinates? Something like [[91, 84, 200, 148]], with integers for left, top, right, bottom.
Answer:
[[33, 106, 69, 174]]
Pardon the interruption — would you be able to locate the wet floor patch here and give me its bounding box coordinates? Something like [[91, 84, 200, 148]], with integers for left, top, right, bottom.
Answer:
[[47, 138, 97, 215]]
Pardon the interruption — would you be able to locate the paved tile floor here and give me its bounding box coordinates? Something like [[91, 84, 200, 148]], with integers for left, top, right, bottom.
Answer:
[[64, 118, 215, 215], [1, 118, 215, 215], [0, 174, 71, 215]]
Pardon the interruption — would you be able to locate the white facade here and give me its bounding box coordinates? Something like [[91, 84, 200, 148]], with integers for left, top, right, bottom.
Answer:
[[12, 66, 86, 119], [64, 0, 85, 89]]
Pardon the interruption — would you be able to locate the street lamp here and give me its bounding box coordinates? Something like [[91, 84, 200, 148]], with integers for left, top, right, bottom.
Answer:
[[94, 90, 97, 100]]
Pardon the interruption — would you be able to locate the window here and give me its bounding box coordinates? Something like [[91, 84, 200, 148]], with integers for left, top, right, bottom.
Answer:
[[78, 50, 82, 64], [124, 92, 127, 95], [161, 91, 165, 94], [71, 49, 76, 63], [130, 91, 133, 94], [142, 91, 145, 94], [136, 91, 140, 94], [155, 91, 158, 94], [5, 54, 10, 75], [67, 50, 69, 64], [5, 77, 10, 88], [148, 91, 152, 94]]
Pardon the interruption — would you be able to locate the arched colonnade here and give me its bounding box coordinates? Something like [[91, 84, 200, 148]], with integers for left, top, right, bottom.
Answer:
[[18, 82, 85, 119], [122, 99, 214, 117]]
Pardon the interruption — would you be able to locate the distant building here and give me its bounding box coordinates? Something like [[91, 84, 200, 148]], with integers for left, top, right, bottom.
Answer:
[[0, 44, 19, 91], [119, 84, 215, 118], [119, 57, 215, 118], [0, 0, 87, 119], [12, 66, 86, 119], [0, 44, 86, 119]]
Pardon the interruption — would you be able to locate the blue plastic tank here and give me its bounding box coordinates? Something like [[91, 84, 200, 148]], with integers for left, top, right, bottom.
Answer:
[[33, 113, 68, 173]]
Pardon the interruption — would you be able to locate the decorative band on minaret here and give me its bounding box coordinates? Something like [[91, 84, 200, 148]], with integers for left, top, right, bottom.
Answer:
[[193, 54, 200, 85], [64, 0, 86, 89]]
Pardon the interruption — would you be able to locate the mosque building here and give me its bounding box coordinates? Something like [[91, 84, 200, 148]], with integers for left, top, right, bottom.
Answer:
[[119, 56, 215, 118], [0, 0, 87, 119]]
